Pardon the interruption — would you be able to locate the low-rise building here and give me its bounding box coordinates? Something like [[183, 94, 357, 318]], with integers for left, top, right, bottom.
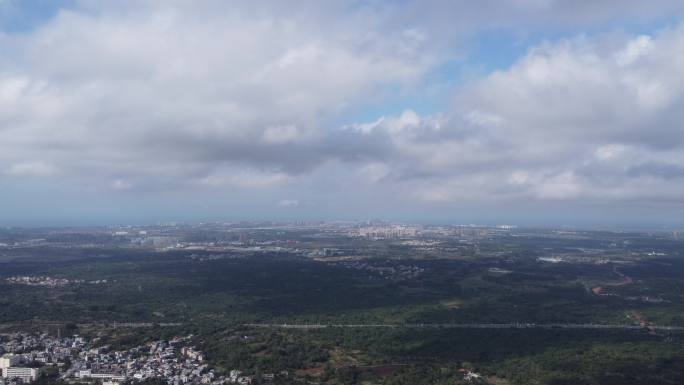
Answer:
[[2, 367, 39, 383], [0, 355, 20, 369]]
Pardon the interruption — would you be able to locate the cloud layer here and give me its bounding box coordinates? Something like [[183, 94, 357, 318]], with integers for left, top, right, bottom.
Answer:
[[2, 0, 684, 223]]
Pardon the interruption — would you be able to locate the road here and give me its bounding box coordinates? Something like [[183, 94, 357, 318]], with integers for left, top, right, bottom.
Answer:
[[244, 322, 684, 332], [0, 322, 182, 329]]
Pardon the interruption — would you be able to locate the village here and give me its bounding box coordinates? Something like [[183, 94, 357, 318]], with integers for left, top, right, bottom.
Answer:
[[0, 332, 263, 385], [5, 277, 108, 288]]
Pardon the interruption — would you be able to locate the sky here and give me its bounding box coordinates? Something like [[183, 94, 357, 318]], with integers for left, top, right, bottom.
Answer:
[[2, 0, 684, 227]]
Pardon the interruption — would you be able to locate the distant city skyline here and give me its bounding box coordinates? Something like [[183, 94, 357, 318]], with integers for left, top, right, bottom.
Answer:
[[2, 1, 684, 226]]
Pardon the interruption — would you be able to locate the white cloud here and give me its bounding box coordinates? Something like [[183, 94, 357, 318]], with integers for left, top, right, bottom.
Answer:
[[6, 161, 57, 176], [111, 179, 132, 190], [594, 144, 627, 161], [199, 169, 291, 189], [0, 1, 440, 188], [616, 35, 654, 66], [336, 25, 684, 206]]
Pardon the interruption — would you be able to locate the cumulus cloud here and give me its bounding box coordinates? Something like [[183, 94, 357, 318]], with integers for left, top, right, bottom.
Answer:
[[317, 24, 684, 207], [0, 0, 440, 189]]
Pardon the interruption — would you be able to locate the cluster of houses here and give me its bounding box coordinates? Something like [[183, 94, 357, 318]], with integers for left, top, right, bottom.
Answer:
[[0, 332, 265, 385], [0, 332, 86, 384], [5, 276, 107, 287], [72, 337, 239, 385]]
